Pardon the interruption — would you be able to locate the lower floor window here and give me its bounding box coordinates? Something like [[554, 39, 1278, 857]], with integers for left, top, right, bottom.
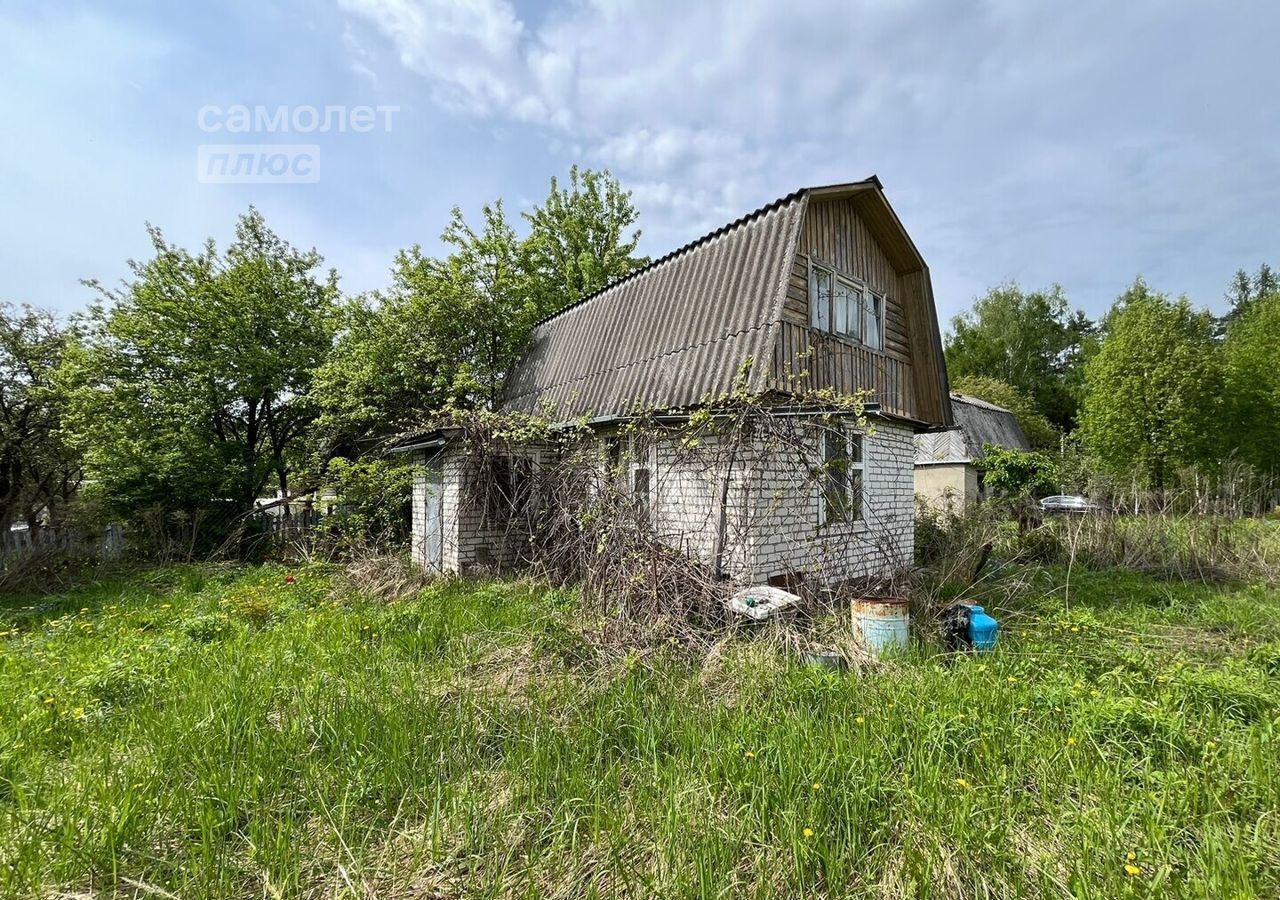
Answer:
[[820, 428, 864, 525]]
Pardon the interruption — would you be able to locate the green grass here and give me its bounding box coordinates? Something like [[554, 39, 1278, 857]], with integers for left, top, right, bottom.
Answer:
[[2, 563, 1279, 898]]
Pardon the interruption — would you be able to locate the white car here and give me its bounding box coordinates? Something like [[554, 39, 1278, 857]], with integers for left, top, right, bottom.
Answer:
[[1039, 495, 1101, 513]]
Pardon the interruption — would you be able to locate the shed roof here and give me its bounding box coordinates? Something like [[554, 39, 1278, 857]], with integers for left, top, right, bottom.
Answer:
[[914, 393, 1030, 464]]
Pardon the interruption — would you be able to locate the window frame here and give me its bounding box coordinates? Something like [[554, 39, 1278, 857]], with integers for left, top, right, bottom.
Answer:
[[625, 432, 655, 525], [817, 426, 866, 528], [807, 257, 887, 351]]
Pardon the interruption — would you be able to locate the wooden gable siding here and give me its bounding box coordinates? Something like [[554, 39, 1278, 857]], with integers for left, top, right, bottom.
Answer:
[[771, 196, 918, 420]]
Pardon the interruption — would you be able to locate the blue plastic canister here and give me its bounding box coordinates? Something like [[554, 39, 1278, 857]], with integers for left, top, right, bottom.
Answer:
[[967, 605, 998, 651]]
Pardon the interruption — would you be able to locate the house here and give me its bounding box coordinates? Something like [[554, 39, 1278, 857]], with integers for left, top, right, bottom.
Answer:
[[400, 177, 953, 584], [914, 393, 1031, 510]]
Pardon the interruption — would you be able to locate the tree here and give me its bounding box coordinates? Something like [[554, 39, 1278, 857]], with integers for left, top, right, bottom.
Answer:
[[523, 165, 646, 310], [438, 201, 542, 411], [311, 260, 469, 454], [949, 374, 1059, 450], [944, 282, 1094, 430], [0, 304, 81, 538], [68, 208, 339, 517], [1255, 263, 1277, 300], [313, 166, 648, 452], [1080, 280, 1223, 489], [1221, 291, 1280, 477], [1218, 263, 1275, 334]]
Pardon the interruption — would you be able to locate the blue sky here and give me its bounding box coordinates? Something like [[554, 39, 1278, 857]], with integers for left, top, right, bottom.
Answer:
[[2, 0, 1278, 325]]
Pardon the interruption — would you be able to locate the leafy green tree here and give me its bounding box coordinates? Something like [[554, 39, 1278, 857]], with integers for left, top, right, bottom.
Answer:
[[945, 283, 1094, 430], [1222, 291, 1280, 476], [0, 304, 81, 537], [1081, 280, 1223, 489], [313, 167, 647, 453], [311, 259, 468, 454], [523, 165, 645, 309], [949, 374, 1059, 450], [977, 445, 1059, 499], [68, 208, 339, 516], [438, 201, 542, 411]]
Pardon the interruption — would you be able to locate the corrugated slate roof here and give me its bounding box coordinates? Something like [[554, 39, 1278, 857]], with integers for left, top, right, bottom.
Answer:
[[501, 188, 815, 419], [914, 393, 1030, 463]]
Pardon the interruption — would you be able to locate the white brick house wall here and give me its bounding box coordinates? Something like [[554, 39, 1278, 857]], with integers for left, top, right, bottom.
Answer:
[[410, 417, 916, 584]]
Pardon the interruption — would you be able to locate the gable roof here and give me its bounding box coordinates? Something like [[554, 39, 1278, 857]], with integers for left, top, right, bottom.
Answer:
[[502, 177, 947, 423], [914, 393, 1030, 464]]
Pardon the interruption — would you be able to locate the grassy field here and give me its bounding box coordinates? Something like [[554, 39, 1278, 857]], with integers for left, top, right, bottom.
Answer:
[[2, 562, 1279, 898]]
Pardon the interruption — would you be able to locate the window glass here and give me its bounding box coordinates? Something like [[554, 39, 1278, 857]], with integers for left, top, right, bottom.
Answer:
[[866, 293, 884, 349], [633, 467, 651, 521], [838, 280, 863, 340], [809, 265, 831, 331], [832, 281, 849, 336], [822, 430, 850, 524], [849, 436, 864, 520]]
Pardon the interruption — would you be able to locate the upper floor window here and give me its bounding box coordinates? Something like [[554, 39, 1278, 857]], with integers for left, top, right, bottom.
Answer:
[[808, 260, 884, 350]]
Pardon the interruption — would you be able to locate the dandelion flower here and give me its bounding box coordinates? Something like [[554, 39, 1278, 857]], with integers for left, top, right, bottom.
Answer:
[[803, 827, 814, 839], [744, 751, 755, 759], [812, 782, 822, 791], [1124, 864, 1141, 876], [1007, 676, 1018, 684], [855, 716, 865, 725], [1067, 736, 1077, 746], [1070, 626, 1080, 633], [1127, 851, 1137, 862], [954, 778, 969, 788], [1090, 690, 1100, 698]]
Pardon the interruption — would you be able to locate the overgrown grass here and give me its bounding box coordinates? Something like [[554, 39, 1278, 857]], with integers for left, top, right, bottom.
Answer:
[[2, 563, 1279, 898]]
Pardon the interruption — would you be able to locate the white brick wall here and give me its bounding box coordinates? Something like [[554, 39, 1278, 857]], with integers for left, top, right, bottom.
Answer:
[[730, 420, 915, 582], [410, 418, 917, 583]]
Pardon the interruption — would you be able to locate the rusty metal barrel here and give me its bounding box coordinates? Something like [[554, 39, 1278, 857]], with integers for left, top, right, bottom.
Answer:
[[852, 596, 910, 655]]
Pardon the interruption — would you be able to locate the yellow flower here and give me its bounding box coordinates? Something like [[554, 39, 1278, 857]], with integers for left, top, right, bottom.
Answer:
[[1124, 864, 1141, 877], [1127, 851, 1137, 862], [1205, 740, 1217, 750], [1090, 690, 1100, 698], [1071, 626, 1080, 633], [954, 778, 969, 788], [744, 751, 755, 759], [855, 716, 865, 725], [802, 827, 814, 839], [1067, 736, 1077, 746], [1018, 706, 1030, 713], [1006, 677, 1018, 684], [1073, 681, 1084, 690], [812, 782, 822, 791]]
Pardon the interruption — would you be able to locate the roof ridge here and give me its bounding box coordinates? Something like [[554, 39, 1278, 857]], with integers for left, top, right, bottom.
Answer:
[[529, 187, 808, 329]]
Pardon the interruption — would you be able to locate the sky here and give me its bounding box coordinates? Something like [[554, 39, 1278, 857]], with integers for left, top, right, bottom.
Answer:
[[1, 0, 1278, 326]]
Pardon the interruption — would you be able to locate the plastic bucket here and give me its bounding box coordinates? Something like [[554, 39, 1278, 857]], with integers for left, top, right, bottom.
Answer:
[[852, 597, 910, 655]]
